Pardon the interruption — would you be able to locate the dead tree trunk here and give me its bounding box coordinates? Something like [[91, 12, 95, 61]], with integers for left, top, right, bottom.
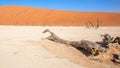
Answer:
[[96, 34, 113, 48], [111, 36, 120, 44], [112, 54, 120, 64], [43, 29, 70, 44], [43, 29, 105, 56]]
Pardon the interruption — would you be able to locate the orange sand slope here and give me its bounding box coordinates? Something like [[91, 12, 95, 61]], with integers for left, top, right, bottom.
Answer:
[[0, 6, 120, 26]]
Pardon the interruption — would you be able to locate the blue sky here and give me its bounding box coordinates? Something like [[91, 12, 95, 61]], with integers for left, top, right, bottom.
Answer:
[[0, 0, 120, 12]]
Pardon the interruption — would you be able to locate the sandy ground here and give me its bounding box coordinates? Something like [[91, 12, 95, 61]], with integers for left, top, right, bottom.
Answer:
[[0, 26, 120, 68]]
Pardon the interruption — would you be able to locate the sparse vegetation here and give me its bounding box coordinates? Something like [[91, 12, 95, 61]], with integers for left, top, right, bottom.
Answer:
[[85, 18, 102, 29], [43, 29, 104, 56], [43, 29, 120, 63]]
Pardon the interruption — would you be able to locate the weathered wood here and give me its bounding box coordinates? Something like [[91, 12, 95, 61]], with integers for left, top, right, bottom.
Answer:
[[112, 54, 120, 64], [43, 29, 70, 44], [111, 36, 120, 44], [43, 29, 120, 63], [96, 34, 113, 48], [96, 34, 120, 48], [43, 29, 106, 56]]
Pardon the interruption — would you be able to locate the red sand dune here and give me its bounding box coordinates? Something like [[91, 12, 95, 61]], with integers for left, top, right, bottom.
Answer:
[[0, 6, 120, 26]]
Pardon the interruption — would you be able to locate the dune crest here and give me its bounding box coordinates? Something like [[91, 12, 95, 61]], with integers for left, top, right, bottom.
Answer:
[[0, 6, 120, 26]]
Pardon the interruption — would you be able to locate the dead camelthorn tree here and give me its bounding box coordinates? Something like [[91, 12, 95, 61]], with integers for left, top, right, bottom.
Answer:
[[94, 19, 101, 29], [43, 29, 107, 56], [85, 21, 94, 29], [85, 18, 101, 29], [43, 29, 120, 62]]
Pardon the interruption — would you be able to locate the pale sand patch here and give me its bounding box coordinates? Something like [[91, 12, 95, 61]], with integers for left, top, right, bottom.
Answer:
[[0, 26, 120, 68]]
